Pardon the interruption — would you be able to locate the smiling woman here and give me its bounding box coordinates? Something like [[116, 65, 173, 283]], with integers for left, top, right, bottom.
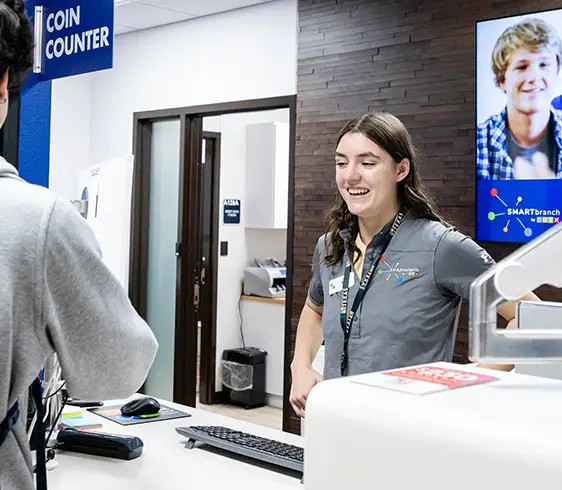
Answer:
[[324, 113, 446, 268], [288, 111, 540, 418]]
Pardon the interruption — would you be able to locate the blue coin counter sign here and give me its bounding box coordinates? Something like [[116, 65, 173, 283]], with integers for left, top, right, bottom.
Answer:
[[33, 0, 114, 81], [223, 200, 241, 225]]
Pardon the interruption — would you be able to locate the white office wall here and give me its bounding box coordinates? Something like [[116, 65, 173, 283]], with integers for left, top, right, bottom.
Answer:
[[239, 299, 285, 407], [245, 229, 287, 264], [49, 73, 92, 201], [49, 0, 297, 205], [203, 109, 289, 392], [89, 0, 297, 165]]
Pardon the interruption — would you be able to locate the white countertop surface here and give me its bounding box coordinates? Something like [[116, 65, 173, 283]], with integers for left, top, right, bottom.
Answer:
[[49, 396, 303, 489]]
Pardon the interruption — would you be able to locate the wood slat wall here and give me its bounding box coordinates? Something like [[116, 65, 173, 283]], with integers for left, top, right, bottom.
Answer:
[[285, 0, 562, 434]]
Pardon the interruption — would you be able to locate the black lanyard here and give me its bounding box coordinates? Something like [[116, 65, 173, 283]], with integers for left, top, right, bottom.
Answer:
[[31, 377, 48, 490], [339, 212, 404, 377], [0, 401, 19, 448]]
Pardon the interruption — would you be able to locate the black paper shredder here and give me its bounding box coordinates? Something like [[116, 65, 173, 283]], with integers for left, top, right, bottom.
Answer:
[[221, 347, 267, 409]]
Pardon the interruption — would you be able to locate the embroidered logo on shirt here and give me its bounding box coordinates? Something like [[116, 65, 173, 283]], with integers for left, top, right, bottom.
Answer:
[[480, 251, 493, 264], [376, 257, 420, 284]]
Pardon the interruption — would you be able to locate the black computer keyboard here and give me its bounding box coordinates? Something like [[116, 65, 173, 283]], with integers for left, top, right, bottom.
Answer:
[[176, 425, 304, 473]]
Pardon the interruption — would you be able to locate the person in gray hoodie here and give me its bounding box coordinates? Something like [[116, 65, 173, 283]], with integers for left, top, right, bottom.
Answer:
[[0, 1, 159, 488]]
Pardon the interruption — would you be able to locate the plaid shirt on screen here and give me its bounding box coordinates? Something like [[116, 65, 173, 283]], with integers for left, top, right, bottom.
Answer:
[[476, 107, 562, 179]]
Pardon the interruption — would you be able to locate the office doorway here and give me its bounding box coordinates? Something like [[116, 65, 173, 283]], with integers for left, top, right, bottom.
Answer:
[[196, 108, 291, 430], [129, 97, 296, 430]]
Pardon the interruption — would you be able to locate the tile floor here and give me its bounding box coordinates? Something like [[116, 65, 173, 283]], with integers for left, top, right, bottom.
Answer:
[[195, 362, 283, 430], [196, 397, 283, 430]]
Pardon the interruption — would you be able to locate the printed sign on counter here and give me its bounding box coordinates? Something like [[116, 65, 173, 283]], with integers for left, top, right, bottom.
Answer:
[[352, 363, 499, 395]]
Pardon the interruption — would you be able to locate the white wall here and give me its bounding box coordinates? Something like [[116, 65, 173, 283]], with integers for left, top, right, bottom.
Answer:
[[245, 229, 287, 264], [203, 109, 289, 392], [50, 0, 296, 195], [240, 299, 285, 407], [90, 0, 297, 165], [49, 73, 92, 201]]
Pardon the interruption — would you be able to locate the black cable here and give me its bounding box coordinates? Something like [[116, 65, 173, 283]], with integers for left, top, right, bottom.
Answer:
[[43, 382, 66, 401], [31, 379, 47, 490], [45, 391, 68, 451], [238, 296, 246, 348]]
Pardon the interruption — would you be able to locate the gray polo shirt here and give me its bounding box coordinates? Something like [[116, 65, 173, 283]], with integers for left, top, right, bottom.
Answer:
[[308, 213, 495, 380]]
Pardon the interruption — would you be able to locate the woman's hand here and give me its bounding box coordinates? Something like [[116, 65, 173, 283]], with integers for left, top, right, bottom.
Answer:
[[289, 366, 323, 417]]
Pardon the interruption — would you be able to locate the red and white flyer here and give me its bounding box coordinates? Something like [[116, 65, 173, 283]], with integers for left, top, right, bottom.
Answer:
[[352, 364, 500, 395]]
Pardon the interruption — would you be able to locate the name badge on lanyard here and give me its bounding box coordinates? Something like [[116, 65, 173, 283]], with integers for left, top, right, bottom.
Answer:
[[339, 212, 404, 377], [329, 273, 355, 295]]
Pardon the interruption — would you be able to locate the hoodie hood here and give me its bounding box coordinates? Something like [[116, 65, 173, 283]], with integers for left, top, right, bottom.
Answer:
[[0, 157, 23, 181]]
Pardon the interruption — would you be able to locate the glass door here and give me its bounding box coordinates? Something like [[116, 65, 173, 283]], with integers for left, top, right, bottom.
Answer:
[[143, 119, 181, 401]]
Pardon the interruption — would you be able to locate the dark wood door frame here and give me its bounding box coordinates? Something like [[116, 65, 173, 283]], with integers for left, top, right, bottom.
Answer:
[[129, 114, 202, 406], [198, 131, 221, 405], [129, 96, 297, 421], [176, 115, 202, 406]]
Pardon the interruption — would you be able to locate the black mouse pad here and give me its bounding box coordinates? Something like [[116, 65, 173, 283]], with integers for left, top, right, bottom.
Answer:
[[87, 403, 191, 426]]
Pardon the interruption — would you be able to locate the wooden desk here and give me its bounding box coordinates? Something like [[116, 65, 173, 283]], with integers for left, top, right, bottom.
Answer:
[[240, 294, 286, 305]]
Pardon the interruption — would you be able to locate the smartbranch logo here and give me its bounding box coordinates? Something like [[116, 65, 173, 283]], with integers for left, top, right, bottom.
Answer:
[[487, 188, 560, 238], [377, 256, 420, 284]]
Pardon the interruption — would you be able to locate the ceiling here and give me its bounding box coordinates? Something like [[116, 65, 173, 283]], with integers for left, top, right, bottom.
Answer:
[[114, 0, 274, 35]]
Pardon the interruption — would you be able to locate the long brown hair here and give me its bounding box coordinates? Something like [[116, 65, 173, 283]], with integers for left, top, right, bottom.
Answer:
[[324, 112, 449, 266]]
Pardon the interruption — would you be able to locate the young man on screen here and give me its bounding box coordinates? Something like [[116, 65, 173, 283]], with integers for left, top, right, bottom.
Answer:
[[477, 18, 562, 180]]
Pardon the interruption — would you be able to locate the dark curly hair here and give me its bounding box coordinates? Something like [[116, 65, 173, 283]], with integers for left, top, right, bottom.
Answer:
[[0, 0, 34, 90], [324, 112, 449, 267]]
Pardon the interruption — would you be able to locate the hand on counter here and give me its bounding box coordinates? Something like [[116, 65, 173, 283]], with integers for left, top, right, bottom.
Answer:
[[289, 366, 323, 418]]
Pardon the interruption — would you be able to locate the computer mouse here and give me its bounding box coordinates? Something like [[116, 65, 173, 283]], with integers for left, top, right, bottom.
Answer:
[[120, 397, 161, 417]]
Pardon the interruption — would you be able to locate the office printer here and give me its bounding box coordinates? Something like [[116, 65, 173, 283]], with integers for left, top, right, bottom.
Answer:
[[243, 259, 286, 298]]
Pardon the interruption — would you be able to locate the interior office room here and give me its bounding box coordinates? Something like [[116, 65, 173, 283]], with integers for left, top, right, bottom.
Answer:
[[45, 0, 298, 431], [4, 0, 562, 488]]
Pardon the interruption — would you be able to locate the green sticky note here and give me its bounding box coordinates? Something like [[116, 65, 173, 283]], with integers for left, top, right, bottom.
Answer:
[[138, 413, 161, 419]]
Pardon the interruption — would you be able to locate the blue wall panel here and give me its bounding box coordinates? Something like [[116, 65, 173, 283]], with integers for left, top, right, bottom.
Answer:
[[18, 79, 51, 187], [18, 0, 51, 188]]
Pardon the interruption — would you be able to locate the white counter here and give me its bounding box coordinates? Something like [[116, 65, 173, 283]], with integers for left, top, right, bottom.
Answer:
[[305, 362, 562, 490], [49, 396, 303, 489]]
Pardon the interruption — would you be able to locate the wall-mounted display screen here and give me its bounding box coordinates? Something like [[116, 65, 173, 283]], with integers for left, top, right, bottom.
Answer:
[[476, 9, 562, 243]]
